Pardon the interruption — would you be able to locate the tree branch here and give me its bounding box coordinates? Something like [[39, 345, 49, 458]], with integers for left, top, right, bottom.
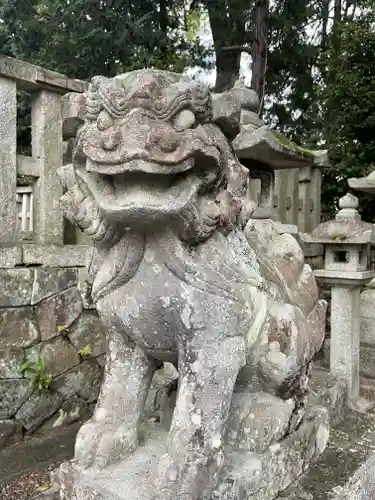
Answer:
[[221, 45, 253, 54]]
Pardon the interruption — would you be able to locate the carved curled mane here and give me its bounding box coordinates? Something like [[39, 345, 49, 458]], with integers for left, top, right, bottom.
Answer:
[[59, 70, 259, 300]]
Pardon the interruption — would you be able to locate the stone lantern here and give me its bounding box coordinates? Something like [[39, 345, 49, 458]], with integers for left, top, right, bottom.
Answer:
[[300, 193, 375, 410]]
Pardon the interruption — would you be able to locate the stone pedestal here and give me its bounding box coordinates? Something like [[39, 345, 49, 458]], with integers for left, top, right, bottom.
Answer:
[[55, 406, 329, 500]]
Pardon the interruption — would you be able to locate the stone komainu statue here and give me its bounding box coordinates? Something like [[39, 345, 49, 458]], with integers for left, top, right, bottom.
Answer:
[[58, 70, 328, 500]]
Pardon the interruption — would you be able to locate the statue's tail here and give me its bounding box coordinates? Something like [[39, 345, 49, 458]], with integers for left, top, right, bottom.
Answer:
[[243, 218, 326, 398]]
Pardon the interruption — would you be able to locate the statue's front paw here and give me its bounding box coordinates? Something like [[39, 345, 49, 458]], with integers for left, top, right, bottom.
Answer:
[[75, 419, 105, 469], [95, 425, 138, 468], [75, 419, 138, 469], [151, 453, 180, 499]]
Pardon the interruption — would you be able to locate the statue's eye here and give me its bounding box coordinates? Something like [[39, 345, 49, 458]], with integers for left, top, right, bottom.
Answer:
[[97, 110, 114, 131], [173, 109, 196, 131]]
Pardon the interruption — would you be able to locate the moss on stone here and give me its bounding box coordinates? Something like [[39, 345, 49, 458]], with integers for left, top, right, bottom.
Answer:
[[273, 131, 315, 158], [330, 233, 347, 241]]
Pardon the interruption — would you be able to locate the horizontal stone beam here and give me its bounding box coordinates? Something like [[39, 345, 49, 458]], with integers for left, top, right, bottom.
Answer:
[[16, 154, 41, 178], [0, 55, 88, 94], [23, 244, 89, 267], [0, 244, 89, 268]]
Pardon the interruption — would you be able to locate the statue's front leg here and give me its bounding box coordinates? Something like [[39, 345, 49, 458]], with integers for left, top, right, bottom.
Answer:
[[75, 328, 155, 469], [153, 336, 246, 500]]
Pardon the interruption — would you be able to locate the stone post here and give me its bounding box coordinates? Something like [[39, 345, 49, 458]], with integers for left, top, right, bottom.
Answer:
[[300, 193, 375, 411], [32, 89, 64, 244], [0, 77, 18, 242], [298, 166, 312, 233], [310, 165, 322, 230], [330, 285, 361, 401]]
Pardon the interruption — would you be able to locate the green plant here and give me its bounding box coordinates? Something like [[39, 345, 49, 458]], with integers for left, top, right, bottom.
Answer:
[[78, 344, 92, 358], [57, 325, 68, 335], [19, 352, 53, 392], [330, 233, 347, 241]]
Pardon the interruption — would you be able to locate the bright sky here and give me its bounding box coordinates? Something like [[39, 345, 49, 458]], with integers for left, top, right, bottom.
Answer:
[[182, 11, 252, 88]]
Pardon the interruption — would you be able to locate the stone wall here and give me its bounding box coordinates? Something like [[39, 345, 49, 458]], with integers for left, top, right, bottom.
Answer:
[[0, 267, 106, 449]]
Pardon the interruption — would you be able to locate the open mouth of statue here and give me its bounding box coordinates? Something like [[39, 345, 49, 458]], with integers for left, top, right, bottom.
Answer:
[[76, 158, 202, 222]]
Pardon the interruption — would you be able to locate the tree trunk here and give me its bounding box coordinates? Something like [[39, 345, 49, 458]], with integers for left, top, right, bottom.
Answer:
[[205, 0, 248, 92], [215, 49, 242, 92], [250, 0, 269, 116], [332, 0, 342, 52], [321, 0, 330, 51]]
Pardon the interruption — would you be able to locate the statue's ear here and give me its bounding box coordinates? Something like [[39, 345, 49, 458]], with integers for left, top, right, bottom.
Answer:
[[212, 83, 260, 142], [62, 92, 86, 140], [212, 91, 241, 142]]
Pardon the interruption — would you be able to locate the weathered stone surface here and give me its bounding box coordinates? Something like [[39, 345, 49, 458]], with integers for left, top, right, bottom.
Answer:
[[95, 354, 106, 367], [0, 245, 23, 268], [36, 287, 83, 341], [358, 344, 375, 380], [0, 419, 23, 448], [65, 406, 328, 500], [31, 489, 60, 500], [277, 406, 375, 500], [53, 360, 102, 403], [226, 391, 295, 453], [16, 389, 63, 432], [0, 347, 24, 378], [360, 288, 375, 346], [77, 268, 94, 309], [62, 92, 86, 139], [0, 269, 33, 306], [56, 70, 327, 499], [68, 313, 107, 358], [36, 395, 90, 434], [31, 267, 78, 305], [0, 55, 87, 93], [0, 307, 39, 349], [0, 77, 17, 244], [144, 366, 178, 430], [307, 367, 347, 427], [330, 449, 375, 500], [0, 379, 33, 419], [323, 338, 375, 380], [23, 244, 88, 267], [241, 109, 263, 127], [27, 337, 80, 378]]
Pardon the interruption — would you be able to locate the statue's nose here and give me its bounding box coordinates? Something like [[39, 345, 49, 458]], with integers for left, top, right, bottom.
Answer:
[[147, 128, 180, 153]]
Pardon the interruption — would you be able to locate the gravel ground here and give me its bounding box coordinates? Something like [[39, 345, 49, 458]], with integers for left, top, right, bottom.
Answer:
[[0, 424, 78, 500], [0, 469, 53, 500]]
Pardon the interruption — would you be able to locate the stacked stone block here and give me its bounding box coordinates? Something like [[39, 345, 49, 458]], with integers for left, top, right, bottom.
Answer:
[[0, 267, 106, 449]]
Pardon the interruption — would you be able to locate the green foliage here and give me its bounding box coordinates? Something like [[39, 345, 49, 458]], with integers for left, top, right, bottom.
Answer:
[[78, 344, 92, 358], [323, 3, 375, 221], [0, 0, 207, 152], [19, 352, 53, 393], [0, 0, 194, 79], [264, 0, 323, 145], [186, 8, 202, 42]]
